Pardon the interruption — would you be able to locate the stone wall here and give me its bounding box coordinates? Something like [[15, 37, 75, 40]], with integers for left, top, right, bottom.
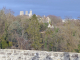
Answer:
[[0, 49, 80, 60]]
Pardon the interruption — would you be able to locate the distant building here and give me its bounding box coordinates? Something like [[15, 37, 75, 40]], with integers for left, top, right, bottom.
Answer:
[[20, 11, 24, 15], [48, 24, 54, 28], [62, 20, 65, 22], [20, 10, 32, 17], [25, 11, 28, 15], [62, 19, 66, 22], [46, 17, 51, 23], [38, 16, 51, 23], [29, 10, 32, 17]]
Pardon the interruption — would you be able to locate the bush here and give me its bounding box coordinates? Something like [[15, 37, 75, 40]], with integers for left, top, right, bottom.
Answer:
[[1, 40, 8, 49], [9, 41, 12, 47]]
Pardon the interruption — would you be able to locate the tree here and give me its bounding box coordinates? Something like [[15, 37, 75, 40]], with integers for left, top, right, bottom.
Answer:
[[39, 23, 48, 32], [47, 15, 62, 25], [0, 8, 13, 49], [26, 14, 42, 50]]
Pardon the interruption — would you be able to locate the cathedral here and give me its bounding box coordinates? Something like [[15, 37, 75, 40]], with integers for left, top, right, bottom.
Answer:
[[20, 10, 32, 17]]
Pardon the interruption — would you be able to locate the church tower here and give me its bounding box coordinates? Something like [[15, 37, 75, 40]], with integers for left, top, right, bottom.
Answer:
[[25, 11, 28, 15], [20, 11, 24, 15], [29, 10, 32, 17]]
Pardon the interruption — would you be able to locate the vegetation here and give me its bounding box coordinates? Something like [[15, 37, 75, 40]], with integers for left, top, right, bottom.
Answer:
[[0, 7, 80, 53]]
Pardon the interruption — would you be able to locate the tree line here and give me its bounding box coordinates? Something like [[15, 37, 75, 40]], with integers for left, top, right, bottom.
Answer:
[[0, 8, 80, 53]]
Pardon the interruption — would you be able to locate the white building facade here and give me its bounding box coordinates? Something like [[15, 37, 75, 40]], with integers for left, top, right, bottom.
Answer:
[[20, 11, 24, 15], [20, 10, 32, 17]]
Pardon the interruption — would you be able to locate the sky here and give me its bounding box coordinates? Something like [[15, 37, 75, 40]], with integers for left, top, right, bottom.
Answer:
[[0, 0, 80, 19]]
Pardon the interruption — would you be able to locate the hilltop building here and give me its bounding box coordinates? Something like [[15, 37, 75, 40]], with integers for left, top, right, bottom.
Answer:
[[25, 11, 28, 15], [48, 24, 54, 28], [62, 20, 65, 22], [28, 10, 32, 17], [38, 16, 51, 23], [47, 17, 54, 28], [46, 17, 51, 23], [20, 11, 24, 15], [20, 11, 54, 28], [20, 10, 32, 17], [38, 16, 54, 28]]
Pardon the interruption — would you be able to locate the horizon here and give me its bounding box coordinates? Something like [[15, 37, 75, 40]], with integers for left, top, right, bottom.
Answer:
[[0, 0, 80, 19]]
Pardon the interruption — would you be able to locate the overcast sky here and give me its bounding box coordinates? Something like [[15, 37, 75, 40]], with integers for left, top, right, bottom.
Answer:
[[0, 0, 80, 19]]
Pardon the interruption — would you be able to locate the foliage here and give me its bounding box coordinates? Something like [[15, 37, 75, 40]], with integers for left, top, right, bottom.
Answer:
[[26, 14, 42, 50], [9, 42, 12, 47], [39, 23, 48, 31], [8, 21, 22, 35], [0, 7, 80, 53], [1, 40, 8, 49]]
